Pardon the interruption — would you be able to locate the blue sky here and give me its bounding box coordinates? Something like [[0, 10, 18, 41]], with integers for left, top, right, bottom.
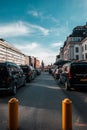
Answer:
[[0, 0, 87, 65]]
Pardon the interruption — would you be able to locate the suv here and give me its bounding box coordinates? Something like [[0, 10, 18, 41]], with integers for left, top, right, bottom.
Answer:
[[59, 61, 87, 90], [0, 61, 26, 95], [20, 65, 35, 82]]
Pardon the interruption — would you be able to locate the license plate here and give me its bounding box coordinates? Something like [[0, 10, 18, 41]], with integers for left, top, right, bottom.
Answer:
[[80, 79, 87, 81]]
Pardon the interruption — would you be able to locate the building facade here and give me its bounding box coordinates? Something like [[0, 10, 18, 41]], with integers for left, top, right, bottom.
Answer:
[[0, 39, 40, 67], [59, 23, 87, 61], [0, 39, 26, 64], [81, 37, 87, 60]]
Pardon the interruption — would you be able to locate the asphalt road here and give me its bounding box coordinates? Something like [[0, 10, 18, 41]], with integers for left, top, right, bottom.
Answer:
[[0, 72, 87, 130]]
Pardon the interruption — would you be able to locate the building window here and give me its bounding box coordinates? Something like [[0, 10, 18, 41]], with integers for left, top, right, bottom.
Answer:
[[82, 54, 84, 60], [85, 44, 87, 50], [76, 55, 79, 60], [82, 46, 84, 52], [85, 53, 87, 60], [75, 47, 79, 53]]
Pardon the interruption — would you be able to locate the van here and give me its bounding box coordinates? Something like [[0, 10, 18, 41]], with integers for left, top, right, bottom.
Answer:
[[0, 61, 26, 95], [59, 61, 87, 90]]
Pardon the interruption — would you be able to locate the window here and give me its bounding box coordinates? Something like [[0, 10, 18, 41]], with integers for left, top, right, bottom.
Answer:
[[85, 44, 87, 50], [76, 55, 79, 60], [82, 54, 84, 60], [75, 47, 79, 53], [85, 53, 87, 60]]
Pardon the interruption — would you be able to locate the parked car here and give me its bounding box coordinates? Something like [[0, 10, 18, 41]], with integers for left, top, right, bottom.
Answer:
[[59, 60, 87, 90], [32, 67, 37, 79], [54, 67, 62, 79], [35, 68, 41, 75], [20, 65, 35, 82], [49, 68, 52, 74], [0, 61, 26, 95], [51, 68, 56, 76]]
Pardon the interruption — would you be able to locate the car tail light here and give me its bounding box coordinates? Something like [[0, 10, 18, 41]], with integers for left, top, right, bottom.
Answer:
[[27, 72, 30, 76], [68, 72, 72, 79], [5, 77, 11, 84]]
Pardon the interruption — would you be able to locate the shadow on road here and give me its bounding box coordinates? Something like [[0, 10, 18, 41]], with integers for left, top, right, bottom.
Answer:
[[0, 72, 63, 111], [57, 79, 87, 130]]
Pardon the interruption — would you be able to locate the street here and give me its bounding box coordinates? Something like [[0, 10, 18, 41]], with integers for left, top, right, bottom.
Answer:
[[0, 71, 87, 130]]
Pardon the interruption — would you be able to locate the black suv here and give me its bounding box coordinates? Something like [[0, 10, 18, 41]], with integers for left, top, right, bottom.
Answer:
[[0, 61, 26, 95], [59, 61, 87, 90]]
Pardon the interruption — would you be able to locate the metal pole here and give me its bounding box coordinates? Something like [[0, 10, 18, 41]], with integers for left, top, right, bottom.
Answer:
[[62, 98, 72, 130], [8, 98, 18, 130]]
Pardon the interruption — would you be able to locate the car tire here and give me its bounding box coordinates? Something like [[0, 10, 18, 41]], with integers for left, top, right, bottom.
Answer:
[[65, 80, 70, 90], [23, 79, 26, 86], [28, 75, 31, 81]]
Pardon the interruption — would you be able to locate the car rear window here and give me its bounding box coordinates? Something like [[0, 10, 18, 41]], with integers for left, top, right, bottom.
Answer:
[[0, 66, 8, 77], [71, 63, 87, 74], [20, 66, 30, 72]]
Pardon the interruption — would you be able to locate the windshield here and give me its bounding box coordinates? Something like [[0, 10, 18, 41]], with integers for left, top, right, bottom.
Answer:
[[71, 63, 87, 74]]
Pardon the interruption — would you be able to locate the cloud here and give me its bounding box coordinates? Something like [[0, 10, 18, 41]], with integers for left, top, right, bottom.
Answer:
[[41, 14, 59, 23], [16, 42, 39, 50], [28, 9, 59, 23], [28, 23, 49, 35], [0, 21, 50, 38], [15, 42, 52, 57], [0, 21, 29, 37], [0, 20, 69, 40], [41, 55, 56, 65], [14, 42, 57, 65], [50, 42, 63, 48], [28, 10, 39, 17], [49, 22, 70, 39]]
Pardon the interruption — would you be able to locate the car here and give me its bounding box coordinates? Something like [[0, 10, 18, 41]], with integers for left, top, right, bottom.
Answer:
[[35, 68, 41, 75], [0, 61, 26, 95], [51, 68, 56, 76], [54, 67, 62, 79], [49, 68, 52, 74], [59, 60, 87, 90], [20, 65, 35, 82]]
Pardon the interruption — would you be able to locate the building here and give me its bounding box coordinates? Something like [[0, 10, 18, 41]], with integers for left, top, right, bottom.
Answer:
[[59, 47, 64, 60], [81, 37, 87, 60], [0, 39, 26, 65], [35, 58, 41, 68], [0, 39, 41, 67], [60, 23, 87, 61]]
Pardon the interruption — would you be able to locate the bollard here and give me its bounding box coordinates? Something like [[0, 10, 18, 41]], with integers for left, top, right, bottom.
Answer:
[[62, 98, 72, 130], [8, 98, 18, 130]]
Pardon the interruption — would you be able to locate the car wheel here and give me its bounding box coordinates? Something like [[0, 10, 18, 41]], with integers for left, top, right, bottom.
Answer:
[[59, 78, 63, 84], [12, 84, 17, 95], [65, 81, 70, 90], [28, 76, 31, 82]]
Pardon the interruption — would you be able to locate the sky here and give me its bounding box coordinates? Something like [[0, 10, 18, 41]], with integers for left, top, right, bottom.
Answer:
[[0, 0, 87, 65]]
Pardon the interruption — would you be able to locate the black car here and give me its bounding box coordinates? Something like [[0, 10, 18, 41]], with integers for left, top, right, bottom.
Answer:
[[59, 60, 87, 90], [35, 68, 41, 75], [0, 61, 26, 95], [20, 65, 35, 82]]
